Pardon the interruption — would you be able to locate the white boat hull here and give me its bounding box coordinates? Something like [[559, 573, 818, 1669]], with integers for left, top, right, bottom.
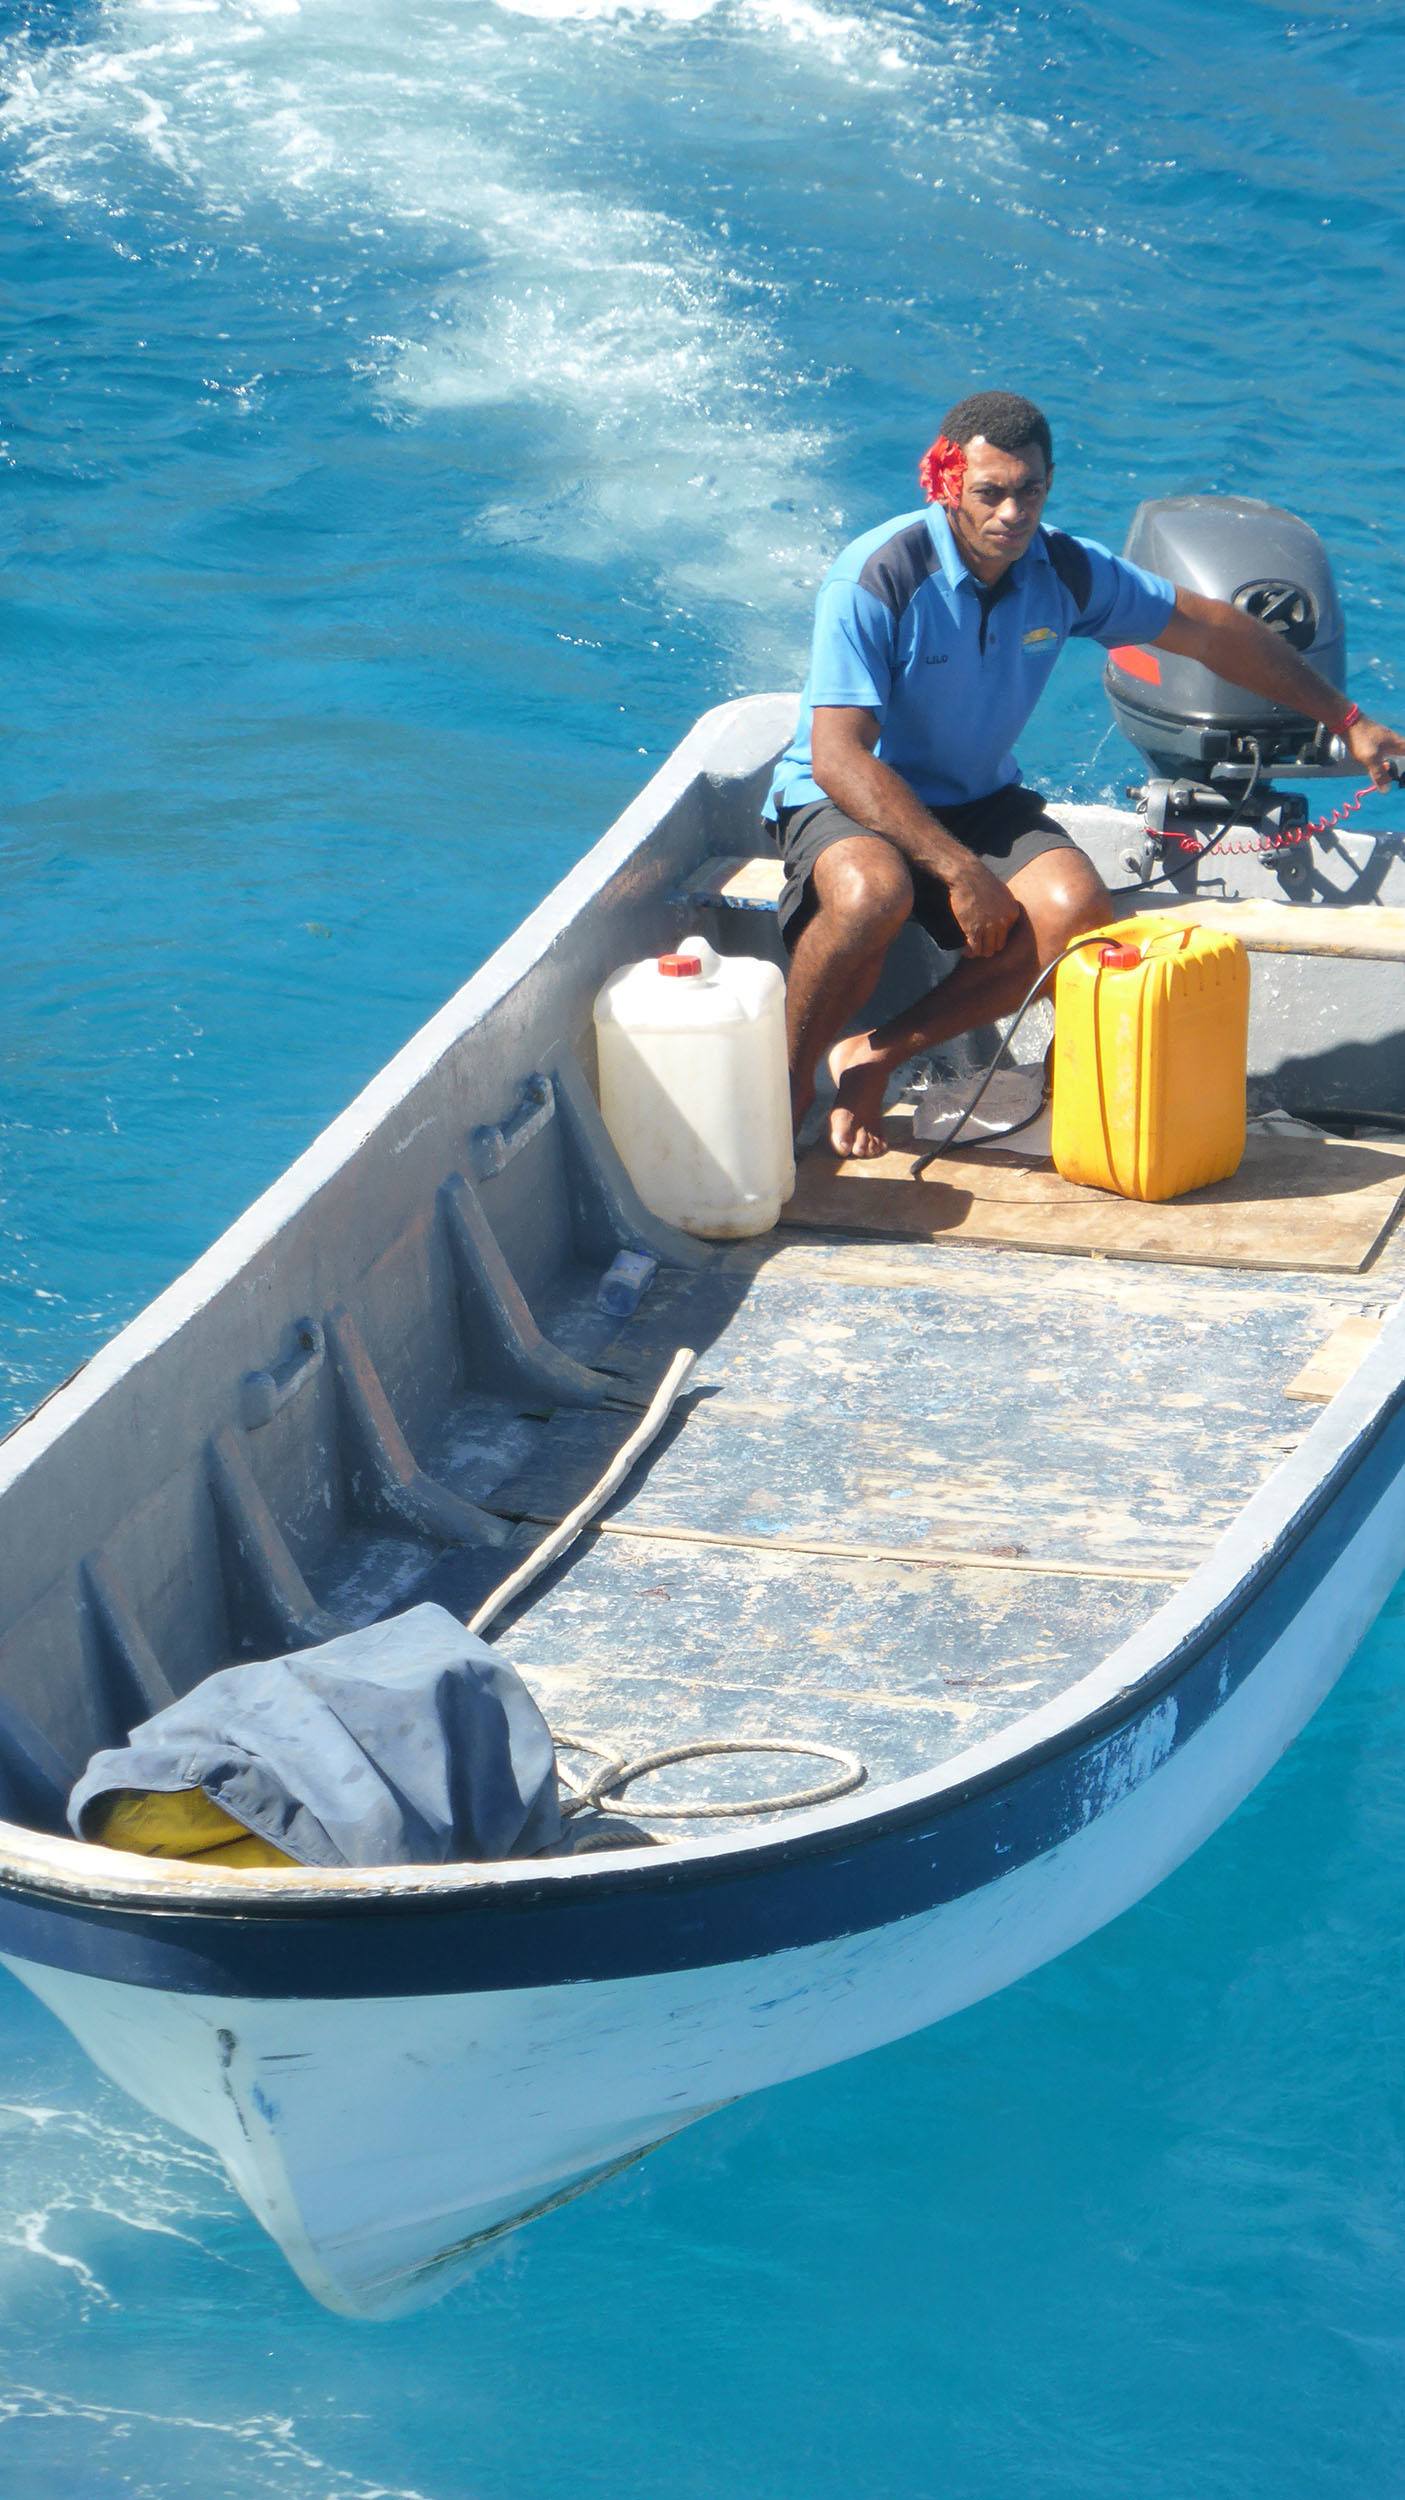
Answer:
[[9, 1408, 1400, 2318], [2, 697, 1403, 2314]]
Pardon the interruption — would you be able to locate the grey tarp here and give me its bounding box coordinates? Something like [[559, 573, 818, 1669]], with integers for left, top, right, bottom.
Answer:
[[68, 1603, 562, 1866]]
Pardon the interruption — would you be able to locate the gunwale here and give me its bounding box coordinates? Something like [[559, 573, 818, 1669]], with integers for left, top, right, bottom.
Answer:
[[1, 1283, 1401, 1940], [0, 690, 1402, 1936]]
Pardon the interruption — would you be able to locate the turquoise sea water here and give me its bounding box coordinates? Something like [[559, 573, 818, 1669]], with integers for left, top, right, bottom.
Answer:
[[4, 0, 1405, 2487]]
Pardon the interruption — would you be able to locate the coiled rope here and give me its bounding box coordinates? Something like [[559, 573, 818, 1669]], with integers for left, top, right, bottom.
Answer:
[[553, 1731, 866, 1825]]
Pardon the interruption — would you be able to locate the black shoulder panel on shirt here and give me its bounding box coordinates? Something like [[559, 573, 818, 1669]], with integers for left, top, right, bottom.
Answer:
[[1042, 528, 1093, 614], [856, 520, 941, 618]]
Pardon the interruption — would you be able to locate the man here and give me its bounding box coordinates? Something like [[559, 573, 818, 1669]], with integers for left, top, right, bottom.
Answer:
[[767, 390, 1405, 1158]]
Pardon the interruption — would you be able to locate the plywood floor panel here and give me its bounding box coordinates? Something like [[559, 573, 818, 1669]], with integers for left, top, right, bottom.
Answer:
[[502, 1530, 1168, 1801], [782, 1128, 1405, 1273], [588, 1258, 1321, 1571], [464, 1188, 1405, 1817]]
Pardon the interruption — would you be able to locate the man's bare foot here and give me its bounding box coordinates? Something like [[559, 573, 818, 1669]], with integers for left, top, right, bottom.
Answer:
[[827, 1033, 892, 1159]]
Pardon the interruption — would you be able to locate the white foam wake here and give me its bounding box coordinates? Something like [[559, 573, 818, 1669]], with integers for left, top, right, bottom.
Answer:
[[384, 179, 832, 624], [0, 2094, 232, 2297], [0, 2377, 434, 2500], [0, 0, 913, 662]]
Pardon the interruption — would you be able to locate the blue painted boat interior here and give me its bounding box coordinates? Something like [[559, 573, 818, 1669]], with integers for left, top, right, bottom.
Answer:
[[8, 989, 1401, 1844]]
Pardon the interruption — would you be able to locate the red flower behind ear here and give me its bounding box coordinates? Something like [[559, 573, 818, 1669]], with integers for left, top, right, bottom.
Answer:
[[919, 434, 966, 508]]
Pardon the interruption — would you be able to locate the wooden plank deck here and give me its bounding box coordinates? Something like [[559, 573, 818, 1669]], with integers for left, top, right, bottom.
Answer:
[[781, 1125, 1405, 1273], [680, 852, 1405, 962], [496, 1218, 1400, 1820]]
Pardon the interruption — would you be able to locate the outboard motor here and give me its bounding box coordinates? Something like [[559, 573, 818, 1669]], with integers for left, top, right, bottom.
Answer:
[[1104, 495, 1352, 883]]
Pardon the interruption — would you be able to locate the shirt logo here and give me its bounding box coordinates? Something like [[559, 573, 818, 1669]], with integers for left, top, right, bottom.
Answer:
[[1023, 626, 1057, 648]]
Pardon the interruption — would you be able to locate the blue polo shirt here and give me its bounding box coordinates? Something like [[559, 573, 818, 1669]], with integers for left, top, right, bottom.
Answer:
[[765, 506, 1175, 819]]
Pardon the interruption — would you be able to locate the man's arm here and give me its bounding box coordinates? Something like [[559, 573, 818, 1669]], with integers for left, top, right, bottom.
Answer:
[[1154, 588, 1405, 787], [810, 705, 1019, 958]]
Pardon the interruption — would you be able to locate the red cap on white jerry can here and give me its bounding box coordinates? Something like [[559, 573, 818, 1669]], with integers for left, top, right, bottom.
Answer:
[[658, 954, 702, 977]]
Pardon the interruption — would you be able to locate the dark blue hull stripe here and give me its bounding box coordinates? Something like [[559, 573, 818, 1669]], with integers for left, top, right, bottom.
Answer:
[[2, 1400, 1402, 2001]]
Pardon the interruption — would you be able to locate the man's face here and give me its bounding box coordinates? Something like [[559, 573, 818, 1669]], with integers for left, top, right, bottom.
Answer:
[[947, 435, 1051, 580]]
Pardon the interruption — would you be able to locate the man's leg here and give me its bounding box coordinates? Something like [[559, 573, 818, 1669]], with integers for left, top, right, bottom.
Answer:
[[830, 846, 1115, 1156], [785, 833, 915, 1147]]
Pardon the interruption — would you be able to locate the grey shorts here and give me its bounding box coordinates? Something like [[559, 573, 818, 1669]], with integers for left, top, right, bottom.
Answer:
[[772, 785, 1079, 954]]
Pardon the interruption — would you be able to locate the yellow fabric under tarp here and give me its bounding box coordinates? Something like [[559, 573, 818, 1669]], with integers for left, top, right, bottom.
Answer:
[[90, 1787, 295, 1869]]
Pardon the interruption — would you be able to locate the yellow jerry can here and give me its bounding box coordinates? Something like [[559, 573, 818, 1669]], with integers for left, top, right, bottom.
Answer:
[[1051, 916, 1250, 1203]]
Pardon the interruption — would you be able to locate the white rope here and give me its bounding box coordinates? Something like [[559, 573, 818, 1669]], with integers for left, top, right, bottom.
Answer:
[[467, 1347, 698, 1638]]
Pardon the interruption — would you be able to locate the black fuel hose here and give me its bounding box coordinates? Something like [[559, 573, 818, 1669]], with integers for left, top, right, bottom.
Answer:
[[910, 930, 1134, 1167]]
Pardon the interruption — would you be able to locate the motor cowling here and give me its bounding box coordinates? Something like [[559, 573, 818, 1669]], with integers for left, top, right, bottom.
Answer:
[[1104, 495, 1347, 778]]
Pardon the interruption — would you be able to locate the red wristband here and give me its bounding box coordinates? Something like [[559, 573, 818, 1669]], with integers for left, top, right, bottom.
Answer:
[[1337, 701, 1362, 734]]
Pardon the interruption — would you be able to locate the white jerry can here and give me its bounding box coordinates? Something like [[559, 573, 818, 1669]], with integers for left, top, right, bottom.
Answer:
[[593, 934, 795, 1240]]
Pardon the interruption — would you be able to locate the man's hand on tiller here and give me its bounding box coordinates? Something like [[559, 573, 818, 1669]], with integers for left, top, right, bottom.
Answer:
[[1344, 714, 1405, 792]]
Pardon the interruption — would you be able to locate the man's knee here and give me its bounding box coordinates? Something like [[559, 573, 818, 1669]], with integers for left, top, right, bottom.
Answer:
[[809, 837, 914, 950], [1014, 848, 1113, 963]]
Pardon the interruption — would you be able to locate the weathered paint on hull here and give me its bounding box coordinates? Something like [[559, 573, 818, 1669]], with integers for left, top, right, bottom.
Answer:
[[9, 1380, 1402, 2317], [2, 696, 1403, 2315]]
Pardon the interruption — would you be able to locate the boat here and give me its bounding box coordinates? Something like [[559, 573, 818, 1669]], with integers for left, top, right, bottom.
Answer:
[[3, 506, 1405, 2318]]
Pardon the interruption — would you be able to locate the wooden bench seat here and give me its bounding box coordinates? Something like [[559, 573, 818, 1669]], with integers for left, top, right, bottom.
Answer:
[[679, 855, 1405, 961], [677, 854, 786, 912]]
